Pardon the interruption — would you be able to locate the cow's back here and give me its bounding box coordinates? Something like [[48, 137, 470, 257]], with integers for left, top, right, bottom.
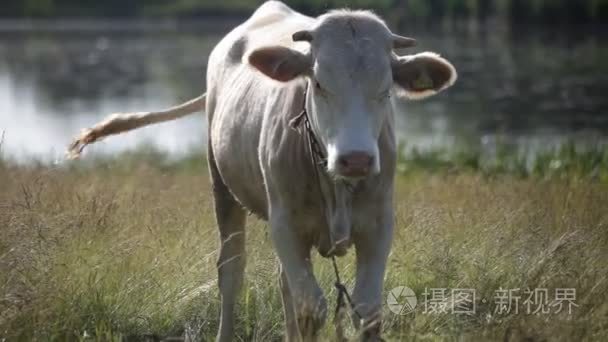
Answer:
[[206, 2, 313, 218]]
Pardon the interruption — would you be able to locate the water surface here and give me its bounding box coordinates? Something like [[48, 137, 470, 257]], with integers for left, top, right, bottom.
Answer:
[[1, 22, 606, 163]]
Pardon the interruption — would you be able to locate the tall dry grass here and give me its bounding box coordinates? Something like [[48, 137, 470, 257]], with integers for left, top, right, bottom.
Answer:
[[0, 152, 607, 341]]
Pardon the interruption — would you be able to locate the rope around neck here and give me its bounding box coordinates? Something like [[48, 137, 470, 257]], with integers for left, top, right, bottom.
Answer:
[[289, 86, 363, 334]]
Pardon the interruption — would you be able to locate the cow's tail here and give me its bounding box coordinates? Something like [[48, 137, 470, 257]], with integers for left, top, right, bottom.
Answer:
[[67, 93, 206, 159]]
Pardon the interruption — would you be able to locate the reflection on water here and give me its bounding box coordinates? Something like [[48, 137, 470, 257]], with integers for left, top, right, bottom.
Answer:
[[0, 23, 607, 163], [397, 25, 608, 155]]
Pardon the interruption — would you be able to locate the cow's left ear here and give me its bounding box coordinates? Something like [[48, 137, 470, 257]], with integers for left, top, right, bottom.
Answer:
[[392, 52, 457, 100], [247, 46, 311, 82]]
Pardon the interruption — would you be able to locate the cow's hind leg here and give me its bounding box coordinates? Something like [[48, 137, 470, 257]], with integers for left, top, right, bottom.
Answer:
[[209, 150, 247, 342]]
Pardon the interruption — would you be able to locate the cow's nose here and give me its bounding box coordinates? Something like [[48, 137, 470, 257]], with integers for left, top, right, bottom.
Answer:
[[337, 151, 373, 178]]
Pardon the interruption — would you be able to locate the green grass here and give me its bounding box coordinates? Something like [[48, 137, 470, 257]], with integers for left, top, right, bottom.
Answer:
[[398, 141, 608, 181], [1, 149, 607, 341]]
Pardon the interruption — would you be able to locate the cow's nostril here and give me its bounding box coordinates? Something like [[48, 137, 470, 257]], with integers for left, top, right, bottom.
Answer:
[[338, 156, 349, 167], [337, 152, 373, 176]]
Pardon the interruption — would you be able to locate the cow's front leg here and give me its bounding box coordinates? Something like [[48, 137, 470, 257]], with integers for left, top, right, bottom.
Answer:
[[270, 209, 327, 342], [352, 207, 394, 341], [279, 264, 299, 341]]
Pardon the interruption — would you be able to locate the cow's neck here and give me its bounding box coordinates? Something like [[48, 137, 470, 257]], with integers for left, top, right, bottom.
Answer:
[[293, 84, 356, 257], [317, 173, 354, 256]]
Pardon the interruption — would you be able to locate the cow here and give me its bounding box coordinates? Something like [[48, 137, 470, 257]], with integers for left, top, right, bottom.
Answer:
[[68, 1, 457, 341]]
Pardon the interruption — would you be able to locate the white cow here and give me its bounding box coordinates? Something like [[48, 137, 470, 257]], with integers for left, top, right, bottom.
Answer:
[[68, 2, 456, 341]]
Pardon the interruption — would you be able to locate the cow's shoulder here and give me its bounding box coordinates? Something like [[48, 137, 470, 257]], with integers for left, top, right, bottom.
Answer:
[[210, 1, 312, 72], [240, 2, 312, 52], [247, 1, 296, 29]]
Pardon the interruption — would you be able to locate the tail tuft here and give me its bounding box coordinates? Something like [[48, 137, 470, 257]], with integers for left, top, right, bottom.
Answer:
[[66, 128, 98, 159]]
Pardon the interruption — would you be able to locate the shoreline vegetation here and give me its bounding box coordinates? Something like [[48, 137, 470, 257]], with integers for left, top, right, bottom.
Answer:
[[2, 0, 608, 26], [2, 141, 607, 181], [1, 148, 607, 341]]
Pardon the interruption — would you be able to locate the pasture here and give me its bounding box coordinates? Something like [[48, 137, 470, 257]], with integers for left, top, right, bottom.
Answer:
[[1, 149, 606, 341]]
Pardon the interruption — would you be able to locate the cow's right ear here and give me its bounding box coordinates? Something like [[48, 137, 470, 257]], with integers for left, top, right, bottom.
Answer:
[[247, 46, 311, 82]]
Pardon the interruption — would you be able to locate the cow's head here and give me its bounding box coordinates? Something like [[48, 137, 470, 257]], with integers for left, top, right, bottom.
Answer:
[[247, 10, 456, 180]]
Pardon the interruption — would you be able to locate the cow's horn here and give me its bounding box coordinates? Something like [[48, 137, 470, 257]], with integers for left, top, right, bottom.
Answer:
[[292, 30, 313, 42], [392, 34, 416, 49]]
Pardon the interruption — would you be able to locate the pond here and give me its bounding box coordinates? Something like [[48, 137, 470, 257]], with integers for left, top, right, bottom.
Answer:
[[0, 20, 607, 163]]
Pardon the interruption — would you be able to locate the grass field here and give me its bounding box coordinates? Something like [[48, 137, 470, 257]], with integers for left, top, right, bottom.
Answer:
[[1, 149, 607, 341]]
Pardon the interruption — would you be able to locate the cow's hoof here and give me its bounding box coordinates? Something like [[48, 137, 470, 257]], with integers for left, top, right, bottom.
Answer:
[[359, 323, 384, 342], [294, 295, 327, 341]]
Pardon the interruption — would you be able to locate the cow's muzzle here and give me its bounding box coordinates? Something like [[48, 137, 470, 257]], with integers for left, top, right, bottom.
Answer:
[[336, 151, 374, 178]]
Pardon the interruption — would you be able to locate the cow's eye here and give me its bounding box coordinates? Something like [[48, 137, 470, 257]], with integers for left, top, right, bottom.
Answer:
[[315, 80, 323, 91], [314, 80, 328, 97], [376, 90, 391, 102]]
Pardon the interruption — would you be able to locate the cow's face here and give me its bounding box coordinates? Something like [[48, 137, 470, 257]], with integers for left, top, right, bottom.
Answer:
[[247, 11, 457, 180]]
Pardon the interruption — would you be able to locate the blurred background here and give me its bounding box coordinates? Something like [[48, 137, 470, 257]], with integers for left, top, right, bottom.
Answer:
[[0, 0, 607, 164]]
